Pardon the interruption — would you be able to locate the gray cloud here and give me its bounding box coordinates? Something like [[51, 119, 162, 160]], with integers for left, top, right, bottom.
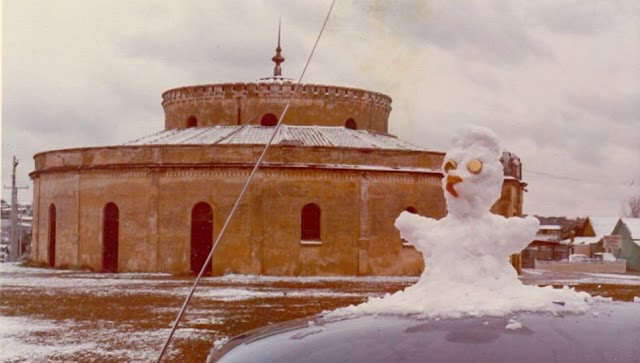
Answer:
[[2, 0, 639, 218], [525, 0, 619, 35]]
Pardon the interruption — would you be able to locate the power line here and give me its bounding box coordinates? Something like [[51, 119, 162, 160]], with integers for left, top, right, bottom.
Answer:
[[525, 169, 637, 186]]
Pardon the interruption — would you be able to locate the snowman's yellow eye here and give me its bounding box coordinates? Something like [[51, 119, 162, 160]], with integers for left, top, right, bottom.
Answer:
[[444, 160, 457, 173], [467, 159, 483, 174]]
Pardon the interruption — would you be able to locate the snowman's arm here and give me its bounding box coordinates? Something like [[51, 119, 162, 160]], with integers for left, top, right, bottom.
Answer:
[[394, 211, 437, 245], [500, 215, 540, 254]]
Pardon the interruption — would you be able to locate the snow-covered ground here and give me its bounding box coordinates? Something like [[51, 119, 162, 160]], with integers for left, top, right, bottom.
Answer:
[[0, 263, 415, 362], [521, 268, 640, 286], [2, 262, 639, 362]]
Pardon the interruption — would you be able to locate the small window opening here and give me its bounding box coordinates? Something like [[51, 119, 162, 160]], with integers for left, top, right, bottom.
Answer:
[[187, 115, 198, 128], [345, 118, 357, 130], [261, 113, 278, 126]]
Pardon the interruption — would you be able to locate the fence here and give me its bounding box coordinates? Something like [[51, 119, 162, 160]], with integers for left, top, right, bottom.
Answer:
[[535, 259, 627, 273]]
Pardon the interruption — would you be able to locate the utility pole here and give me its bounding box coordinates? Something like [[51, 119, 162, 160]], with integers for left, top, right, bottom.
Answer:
[[4, 156, 29, 262]]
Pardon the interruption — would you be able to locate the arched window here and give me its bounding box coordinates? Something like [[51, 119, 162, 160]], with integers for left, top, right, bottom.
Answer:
[[48, 204, 56, 267], [191, 202, 213, 276], [102, 202, 119, 273], [187, 115, 198, 128], [345, 118, 357, 130], [261, 113, 278, 126], [301, 203, 321, 241]]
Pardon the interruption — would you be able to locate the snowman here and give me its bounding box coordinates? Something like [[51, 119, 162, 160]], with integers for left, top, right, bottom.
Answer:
[[335, 125, 589, 317], [395, 125, 539, 289]]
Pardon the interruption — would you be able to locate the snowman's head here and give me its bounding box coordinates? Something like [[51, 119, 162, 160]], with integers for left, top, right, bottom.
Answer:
[[442, 125, 504, 218]]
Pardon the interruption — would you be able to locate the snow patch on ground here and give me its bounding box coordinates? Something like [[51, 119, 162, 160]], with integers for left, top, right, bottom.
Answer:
[[0, 316, 95, 362], [216, 273, 418, 284], [0, 262, 76, 274], [1, 263, 391, 304], [193, 287, 362, 301], [522, 269, 640, 287], [0, 314, 212, 363], [0, 263, 417, 292], [552, 273, 640, 286]]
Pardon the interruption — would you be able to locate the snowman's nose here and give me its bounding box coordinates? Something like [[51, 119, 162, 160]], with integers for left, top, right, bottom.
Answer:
[[446, 175, 463, 197]]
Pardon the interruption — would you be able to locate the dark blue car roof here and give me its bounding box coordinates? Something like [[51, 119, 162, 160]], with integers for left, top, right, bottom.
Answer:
[[209, 301, 640, 362]]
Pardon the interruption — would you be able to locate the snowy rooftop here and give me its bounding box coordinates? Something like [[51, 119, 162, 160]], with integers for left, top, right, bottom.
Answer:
[[534, 236, 561, 243], [539, 225, 561, 230], [621, 218, 640, 240], [124, 125, 426, 151], [568, 236, 602, 245], [588, 217, 619, 237], [560, 217, 629, 246]]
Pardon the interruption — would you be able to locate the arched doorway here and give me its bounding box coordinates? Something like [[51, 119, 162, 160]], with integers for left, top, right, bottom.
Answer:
[[48, 204, 56, 267], [102, 203, 119, 273], [191, 202, 213, 276]]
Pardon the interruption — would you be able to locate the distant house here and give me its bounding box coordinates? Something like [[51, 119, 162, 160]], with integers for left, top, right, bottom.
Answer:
[[567, 217, 619, 257], [536, 224, 562, 241], [522, 220, 569, 268], [612, 218, 640, 271], [1, 204, 33, 258]]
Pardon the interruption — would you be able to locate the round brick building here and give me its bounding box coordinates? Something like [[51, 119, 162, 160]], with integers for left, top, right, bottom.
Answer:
[[29, 49, 526, 275]]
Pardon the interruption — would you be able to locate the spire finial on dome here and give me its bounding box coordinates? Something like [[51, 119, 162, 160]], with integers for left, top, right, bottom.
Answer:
[[272, 18, 285, 77]]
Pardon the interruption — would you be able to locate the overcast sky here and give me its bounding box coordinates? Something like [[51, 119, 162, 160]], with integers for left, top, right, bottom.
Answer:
[[2, 0, 639, 218]]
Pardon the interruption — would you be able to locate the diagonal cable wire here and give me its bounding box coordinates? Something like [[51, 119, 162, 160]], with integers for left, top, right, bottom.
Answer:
[[156, 1, 336, 361]]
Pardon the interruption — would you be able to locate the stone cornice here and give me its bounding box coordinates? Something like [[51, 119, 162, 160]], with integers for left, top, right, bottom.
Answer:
[[161, 82, 393, 109], [30, 161, 526, 187], [30, 162, 442, 178]]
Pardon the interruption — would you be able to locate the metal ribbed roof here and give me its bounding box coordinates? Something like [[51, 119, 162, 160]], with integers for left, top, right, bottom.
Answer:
[[124, 125, 425, 151]]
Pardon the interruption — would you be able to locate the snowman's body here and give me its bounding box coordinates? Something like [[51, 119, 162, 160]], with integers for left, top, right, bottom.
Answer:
[[397, 212, 537, 289]]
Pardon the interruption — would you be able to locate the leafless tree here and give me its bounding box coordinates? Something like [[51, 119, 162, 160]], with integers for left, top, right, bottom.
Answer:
[[622, 195, 640, 218]]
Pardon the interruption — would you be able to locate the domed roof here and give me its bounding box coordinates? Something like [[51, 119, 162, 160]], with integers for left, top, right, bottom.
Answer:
[[124, 125, 425, 151]]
